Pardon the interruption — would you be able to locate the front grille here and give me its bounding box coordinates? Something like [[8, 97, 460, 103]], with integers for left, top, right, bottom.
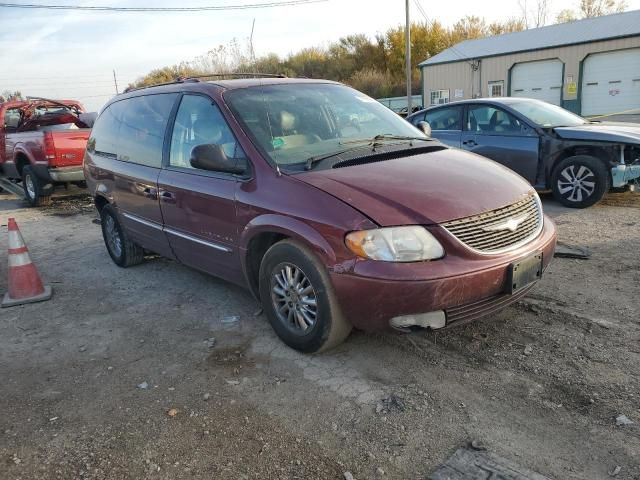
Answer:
[[442, 194, 542, 253]]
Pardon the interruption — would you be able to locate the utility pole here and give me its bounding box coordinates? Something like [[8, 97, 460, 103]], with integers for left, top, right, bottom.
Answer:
[[405, 0, 412, 113], [113, 70, 119, 95]]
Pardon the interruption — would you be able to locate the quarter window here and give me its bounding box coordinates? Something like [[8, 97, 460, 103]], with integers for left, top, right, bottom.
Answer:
[[429, 89, 450, 105], [169, 95, 246, 171], [424, 106, 462, 131]]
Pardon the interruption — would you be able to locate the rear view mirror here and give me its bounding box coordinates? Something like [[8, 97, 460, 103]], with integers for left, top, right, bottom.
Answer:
[[417, 121, 432, 137], [190, 144, 246, 175]]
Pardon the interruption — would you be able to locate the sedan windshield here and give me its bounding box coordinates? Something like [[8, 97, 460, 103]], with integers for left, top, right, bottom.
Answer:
[[224, 83, 426, 168], [509, 100, 588, 128]]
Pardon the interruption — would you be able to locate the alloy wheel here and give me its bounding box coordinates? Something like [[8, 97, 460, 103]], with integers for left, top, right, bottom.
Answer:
[[557, 165, 596, 203], [270, 263, 318, 334]]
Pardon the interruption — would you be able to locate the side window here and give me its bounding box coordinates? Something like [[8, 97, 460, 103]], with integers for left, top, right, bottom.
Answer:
[[409, 112, 426, 126], [169, 95, 246, 170], [4, 108, 21, 130], [466, 106, 523, 134], [424, 106, 462, 131], [117, 94, 178, 167], [88, 101, 125, 158]]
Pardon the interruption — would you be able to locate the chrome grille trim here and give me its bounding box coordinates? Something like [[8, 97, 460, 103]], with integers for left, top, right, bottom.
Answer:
[[442, 194, 543, 254]]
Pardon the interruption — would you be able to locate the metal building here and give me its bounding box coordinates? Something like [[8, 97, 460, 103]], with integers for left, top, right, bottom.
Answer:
[[418, 10, 640, 116]]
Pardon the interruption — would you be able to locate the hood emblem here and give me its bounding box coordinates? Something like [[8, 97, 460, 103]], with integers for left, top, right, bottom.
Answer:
[[483, 213, 530, 233]]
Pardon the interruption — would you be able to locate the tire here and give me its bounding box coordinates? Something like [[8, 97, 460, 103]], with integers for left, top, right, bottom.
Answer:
[[100, 204, 144, 267], [22, 166, 51, 207], [551, 155, 608, 208], [259, 239, 352, 353]]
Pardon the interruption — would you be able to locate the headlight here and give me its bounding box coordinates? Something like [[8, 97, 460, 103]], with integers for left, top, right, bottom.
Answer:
[[345, 226, 444, 262]]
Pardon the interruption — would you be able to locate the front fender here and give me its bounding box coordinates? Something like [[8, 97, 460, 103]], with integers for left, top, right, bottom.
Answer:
[[240, 214, 337, 264]]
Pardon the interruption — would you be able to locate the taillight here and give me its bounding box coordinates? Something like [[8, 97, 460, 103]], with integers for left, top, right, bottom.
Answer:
[[44, 132, 57, 161]]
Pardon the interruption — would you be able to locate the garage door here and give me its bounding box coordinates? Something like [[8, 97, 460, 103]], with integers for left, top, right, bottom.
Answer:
[[511, 59, 563, 105], [581, 48, 640, 117]]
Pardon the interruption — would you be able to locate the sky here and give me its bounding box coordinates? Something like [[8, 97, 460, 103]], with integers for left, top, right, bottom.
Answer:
[[1, 0, 639, 111]]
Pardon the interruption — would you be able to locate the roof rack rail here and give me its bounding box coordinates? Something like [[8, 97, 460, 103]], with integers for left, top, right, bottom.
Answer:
[[184, 72, 287, 81], [121, 73, 286, 94]]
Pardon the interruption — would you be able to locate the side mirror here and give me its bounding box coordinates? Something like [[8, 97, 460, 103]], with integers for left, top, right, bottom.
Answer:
[[190, 144, 246, 175], [417, 121, 432, 137]]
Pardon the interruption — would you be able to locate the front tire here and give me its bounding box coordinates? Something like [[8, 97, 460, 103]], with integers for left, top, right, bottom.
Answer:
[[259, 240, 351, 353], [100, 204, 144, 267], [22, 166, 51, 207], [551, 155, 608, 208]]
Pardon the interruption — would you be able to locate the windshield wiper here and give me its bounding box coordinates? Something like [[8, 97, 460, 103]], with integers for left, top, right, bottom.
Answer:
[[341, 134, 432, 148], [304, 135, 432, 171], [305, 145, 371, 171]]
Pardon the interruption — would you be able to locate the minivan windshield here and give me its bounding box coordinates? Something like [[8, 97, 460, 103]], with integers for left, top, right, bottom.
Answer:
[[224, 83, 426, 168], [508, 100, 588, 128]]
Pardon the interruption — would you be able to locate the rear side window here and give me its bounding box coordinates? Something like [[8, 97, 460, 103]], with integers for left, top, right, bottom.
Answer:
[[118, 94, 178, 167], [425, 106, 462, 131], [88, 94, 177, 166], [88, 101, 125, 158]]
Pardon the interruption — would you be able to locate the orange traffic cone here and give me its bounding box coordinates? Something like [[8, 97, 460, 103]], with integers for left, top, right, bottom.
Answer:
[[2, 218, 52, 308]]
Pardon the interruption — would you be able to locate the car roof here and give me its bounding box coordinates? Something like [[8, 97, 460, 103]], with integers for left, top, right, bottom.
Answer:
[[103, 77, 344, 110], [407, 97, 541, 119]]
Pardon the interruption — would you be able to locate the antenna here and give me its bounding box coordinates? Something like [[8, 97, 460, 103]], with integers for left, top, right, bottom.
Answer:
[[250, 18, 256, 63]]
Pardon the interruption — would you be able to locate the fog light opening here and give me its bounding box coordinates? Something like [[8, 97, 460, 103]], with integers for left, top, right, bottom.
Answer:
[[389, 311, 446, 332]]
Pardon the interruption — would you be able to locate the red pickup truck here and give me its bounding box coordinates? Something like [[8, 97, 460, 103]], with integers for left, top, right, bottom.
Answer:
[[0, 98, 92, 206]]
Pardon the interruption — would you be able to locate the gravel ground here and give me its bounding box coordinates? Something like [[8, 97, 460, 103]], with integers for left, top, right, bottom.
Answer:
[[0, 189, 639, 479]]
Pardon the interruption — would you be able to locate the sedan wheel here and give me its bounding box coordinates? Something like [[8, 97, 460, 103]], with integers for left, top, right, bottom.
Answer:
[[551, 155, 608, 209], [556, 164, 596, 204]]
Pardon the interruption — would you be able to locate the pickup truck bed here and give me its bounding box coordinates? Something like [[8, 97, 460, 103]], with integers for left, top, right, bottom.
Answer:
[[1, 99, 92, 206]]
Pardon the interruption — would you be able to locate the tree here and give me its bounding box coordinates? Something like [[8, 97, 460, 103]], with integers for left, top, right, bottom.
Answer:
[[578, 0, 626, 17], [556, 9, 578, 22], [488, 18, 526, 35], [557, 0, 627, 22], [1, 90, 23, 102], [519, 0, 551, 28]]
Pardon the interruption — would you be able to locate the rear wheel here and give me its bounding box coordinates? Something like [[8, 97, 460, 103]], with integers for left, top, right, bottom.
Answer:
[[551, 155, 608, 208], [22, 166, 51, 207], [259, 240, 351, 353], [100, 204, 144, 267]]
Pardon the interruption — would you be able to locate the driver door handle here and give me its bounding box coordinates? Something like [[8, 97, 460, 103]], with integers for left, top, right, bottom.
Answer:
[[142, 186, 158, 199], [159, 190, 177, 204], [463, 140, 477, 147]]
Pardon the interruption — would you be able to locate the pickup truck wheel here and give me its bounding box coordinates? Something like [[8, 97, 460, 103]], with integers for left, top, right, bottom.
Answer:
[[259, 239, 352, 353], [551, 155, 608, 208], [100, 204, 144, 267], [22, 166, 51, 207]]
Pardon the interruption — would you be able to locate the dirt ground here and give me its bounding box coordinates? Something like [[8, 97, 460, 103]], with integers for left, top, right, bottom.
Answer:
[[0, 189, 638, 480]]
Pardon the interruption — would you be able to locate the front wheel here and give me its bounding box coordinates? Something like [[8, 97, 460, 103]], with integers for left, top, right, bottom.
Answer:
[[22, 166, 51, 207], [551, 155, 608, 208], [259, 240, 351, 353], [100, 204, 144, 267]]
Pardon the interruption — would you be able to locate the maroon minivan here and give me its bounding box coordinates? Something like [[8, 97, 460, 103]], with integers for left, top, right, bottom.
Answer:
[[84, 77, 557, 352]]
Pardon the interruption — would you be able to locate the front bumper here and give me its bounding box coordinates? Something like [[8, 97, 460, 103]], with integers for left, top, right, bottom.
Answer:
[[48, 166, 86, 182], [611, 164, 640, 188], [330, 217, 557, 332]]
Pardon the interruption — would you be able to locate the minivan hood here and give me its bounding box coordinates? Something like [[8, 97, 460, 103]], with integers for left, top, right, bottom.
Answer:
[[297, 148, 533, 226], [554, 122, 640, 144]]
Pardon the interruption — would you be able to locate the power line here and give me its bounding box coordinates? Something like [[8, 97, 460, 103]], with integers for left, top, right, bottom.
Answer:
[[0, 0, 327, 12]]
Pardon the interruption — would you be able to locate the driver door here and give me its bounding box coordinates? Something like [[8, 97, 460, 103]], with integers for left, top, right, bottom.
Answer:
[[461, 104, 539, 183], [157, 94, 246, 285]]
